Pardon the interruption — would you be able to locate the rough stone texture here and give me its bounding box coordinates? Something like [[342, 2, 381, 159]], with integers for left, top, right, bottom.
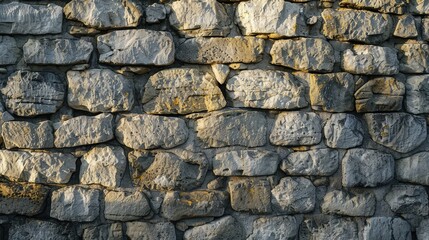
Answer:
[[423, 18, 429, 41], [363, 217, 412, 240], [396, 43, 429, 73], [211, 64, 229, 84], [270, 112, 322, 146], [417, 219, 429, 240], [226, 69, 308, 109], [235, 0, 307, 38], [104, 190, 151, 221], [97, 29, 175, 66], [83, 223, 122, 240], [0, 150, 76, 184], [405, 75, 429, 114], [324, 113, 364, 148], [339, 0, 407, 14], [394, 15, 418, 38], [23, 38, 93, 65], [9, 220, 76, 240], [146, 3, 166, 23], [64, 0, 143, 29], [228, 177, 272, 213], [397, 152, 429, 186], [271, 177, 315, 214], [67, 69, 135, 113], [213, 149, 279, 176], [321, 190, 376, 217], [0, 2, 62, 34], [282, 149, 339, 176], [196, 110, 267, 148], [342, 148, 395, 187], [0, 182, 49, 216], [0, 36, 19, 65], [169, 0, 231, 37], [321, 9, 393, 44], [50, 186, 100, 222], [270, 38, 335, 72], [142, 68, 226, 114], [161, 190, 228, 221], [303, 219, 359, 240], [355, 77, 405, 112], [385, 184, 429, 216], [410, 0, 429, 14], [365, 113, 427, 153], [54, 113, 114, 148], [126, 222, 176, 240], [1, 71, 65, 117], [176, 37, 264, 64], [2, 121, 53, 149], [115, 114, 188, 150], [183, 216, 244, 240], [248, 216, 299, 240]]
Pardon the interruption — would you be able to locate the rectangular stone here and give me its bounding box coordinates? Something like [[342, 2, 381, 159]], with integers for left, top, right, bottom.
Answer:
[[228, 177, 272, 214]]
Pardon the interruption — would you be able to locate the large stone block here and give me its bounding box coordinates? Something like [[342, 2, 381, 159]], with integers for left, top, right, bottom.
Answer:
[[321, 190, 376, 217], [183, 216, 244, 240], [339, 0, 407, 14], [324, 113, 364, 148], [83, 223, 122, 240], [405, 75, 429, 114], [2, 121, 53, 149], [410, 0, 429, 14], [0, 36, 19, 65], [126, 222, 176, 240], [248, 216, 299, 240], [396, 43, 429, 73], [0, 182, 49, 216], [228, 177, 272, 214], [363, 217, 412, 240], [271, 177, 315, 214], [9, 220, 76, 240], [385, 184, 429, 216], [397, 152, 429, 186], [302, 219, 358, 240], [282, 149, 339, 176], [104, 190, 151, 221]]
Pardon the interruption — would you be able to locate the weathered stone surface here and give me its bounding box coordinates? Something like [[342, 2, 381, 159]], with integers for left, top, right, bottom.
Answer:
[[80, 146, 127, 188], [69, 26, 100, 36], [385, 184, 429, 216], [423, 18, 429, 41], [417, 219, 429, 240], [397, 152, 429, 186], [97, 29, 175, 66], [54, 113, 114, 148], [161, 190, 228, 221], [396, 43, 429, 73], [236, 0, 307, 38], [1, 71, 65, 117], [394, 15, 418, 38], [282, 149, 339, 176], [0, 2, 62, 34], [0, 150, 76, 184], [355, 77, 405, 112], [226, 69, 308, 109], [116, 114, 188, 150], [104, 190, 151, 221], [270, 112, 322, 146], [126, 222, 176, 240], [309, 72, 354, 112], [342, 148, 394, 187], [176, 37, 264, 64], [405, 75, 429, 114], [146, 3, 166, 23], [196, 110, 267, 147], [169, 0, 231, 37], [304, 219, 359, 240], [342, 45, 399, 75], [270, 38, 335, 72], [321, 9, 393, 44], [364, 113, 427, 153], [211, 64, 229, 84], [213, 149, 279, 176], [67, 69, 135, 113], [0, 182, 48, 216], [248, 216, 299, 240], [0, 36, 19, 65], [183, 216, 244, 240], [83, 223, 122, 240], [2, 121, 53, 149], [321, 190, 376, 217], [229, 177, 272, 213], [339, 0, 407, 14], [363, 217, 412, 240], [324, 113, 364, 148], [64, 0, 143, 29], [9, 220, 76, 240], [142, 68, 225, 114], [23, 38, 93, 65], [50, 186, 100, 222], [271, 177, 315, 214], [410, 0, 429, 14]]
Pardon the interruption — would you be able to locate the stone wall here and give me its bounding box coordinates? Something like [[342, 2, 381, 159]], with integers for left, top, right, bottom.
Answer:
[[1, 0, 429, 239]]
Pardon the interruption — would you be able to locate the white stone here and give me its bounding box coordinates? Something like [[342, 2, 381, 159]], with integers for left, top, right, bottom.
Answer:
[[324, 113, 364, 148], [271, 177, 316, 214], [104, 190, 151, 221], [282, 149, 339, 176]]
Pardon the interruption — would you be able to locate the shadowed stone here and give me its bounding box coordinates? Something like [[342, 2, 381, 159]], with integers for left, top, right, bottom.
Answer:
[[0, 36, 19, 65], [405, 75, 429, 114], [183, 216, 244, 240], [248, 216, 299, 240], [321, 190, 376, 217], [9, 220, 76, 240], [104, 190, 151, 221], [385, 184, 429, 216], [0, 182, 49, 216], [229, 177, 272, 213], [126, 222, 176, 240], [397, 152, 429, 186], [363, 217, 412, 240]]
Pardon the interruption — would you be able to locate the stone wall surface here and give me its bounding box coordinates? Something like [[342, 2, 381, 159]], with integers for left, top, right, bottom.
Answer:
[[1, 0, 429, 239]]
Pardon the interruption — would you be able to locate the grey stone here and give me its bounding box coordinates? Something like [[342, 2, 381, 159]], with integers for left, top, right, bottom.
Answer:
[[410, 0, 429, 14], [270, 38, 335, 72], [196, 110, 267, 147], [248, 216, 299, 240], [423, 18, 429, 41], [0, 36, 19, 65], [115, 114, 188, 150], [213, 149, 279, 176], [54, 113, 114, 148], [9, 220, 76, 240], [270, 112, 322, 146], [417, 218, 429, 240], [23, 38, 93, 65], [394, 15, 418, 38], [0, 2, 62, 34], [64, 0, 143, 29], [183, 216, 244, 240], [0, 182, 49, 216], [385, 184, 429, 216], [125, 222, 176, 240], [67, 69, 135, 113], [50, 186, 100, 222], [342, 148, 394, 187], [405, 75, 429, 114], [321, 9, 393, 44], [397, 152, 429, 186], [161, 190, 228, 221], [83, 223, 123, 240], [104, 190, 151, 221], [169, 0, 231, 37], [324, 113, 364, 148], [235, 0, 307, 38], [396, 43, 429, 73], [0, 150, 76, 184], [228, 177, 272, 214], [146, 3, 166, 23], [307, 219, 359, 240], [271, 177, 316, 214], [2, 121, 53, 149], [321, 190, 376, 217], [176, 37, 264, 64], [1, 71, 65, 117], [97, 29, 175, 66], [226, 69, 308, 109], [212, 64, 230, 84], [363, 217, 412, 240], [339, 0, 407, 14], [282, 149, 339, 176], [365, 113, 427, 153], [142, 68, 225, 114]]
